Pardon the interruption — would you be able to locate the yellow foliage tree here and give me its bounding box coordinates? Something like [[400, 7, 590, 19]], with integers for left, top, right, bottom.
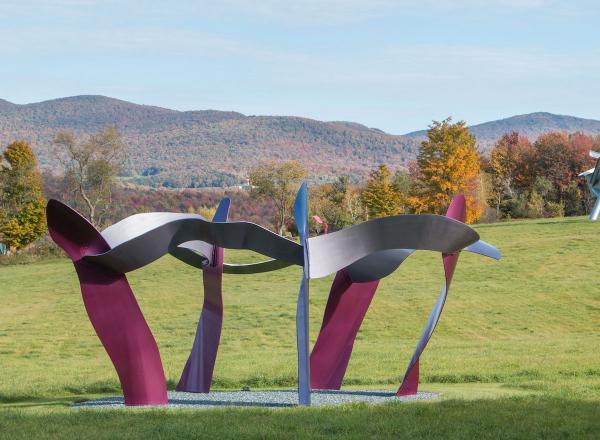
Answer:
[[407, 118, 483, 223], [0, 141, 47, 250], [361, 164, 401, 218]]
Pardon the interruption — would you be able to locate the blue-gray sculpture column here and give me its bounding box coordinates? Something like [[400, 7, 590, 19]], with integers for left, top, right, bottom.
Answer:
[[579, 152, 600, 221], [294, 183, 311, 406]]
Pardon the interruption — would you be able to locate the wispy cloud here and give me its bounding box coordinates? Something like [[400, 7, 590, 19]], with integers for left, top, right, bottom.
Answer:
[[1, 0, 590, 27]]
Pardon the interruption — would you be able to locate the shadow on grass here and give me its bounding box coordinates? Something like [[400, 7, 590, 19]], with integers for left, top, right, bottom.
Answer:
[[1, 396, 599, 439]]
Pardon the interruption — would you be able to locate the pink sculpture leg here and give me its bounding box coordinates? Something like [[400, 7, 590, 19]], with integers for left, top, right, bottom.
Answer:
[[397, 194, 465, 396], [176, 198, 229, 393], [176, 247, 224, 392], [310, 270, 379, 389], [47, 200, 168, 406]]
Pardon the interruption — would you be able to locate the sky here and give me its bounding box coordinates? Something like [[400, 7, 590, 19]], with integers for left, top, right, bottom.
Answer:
[[1, 0, 599, 134]]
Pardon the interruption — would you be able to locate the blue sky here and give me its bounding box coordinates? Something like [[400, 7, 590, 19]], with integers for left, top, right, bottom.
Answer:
[[1, 0, 599, 133]]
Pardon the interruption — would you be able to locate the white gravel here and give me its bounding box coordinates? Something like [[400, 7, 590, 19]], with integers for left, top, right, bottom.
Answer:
[[74, 389, 439, 409]]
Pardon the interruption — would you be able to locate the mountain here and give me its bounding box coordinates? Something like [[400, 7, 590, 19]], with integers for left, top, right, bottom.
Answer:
[[404, 112, 600, 149], [0, 95, 418, 188], [1, 96, 599, 188]]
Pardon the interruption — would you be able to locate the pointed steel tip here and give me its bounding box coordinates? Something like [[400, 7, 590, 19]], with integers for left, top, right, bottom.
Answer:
[[464, 240, 501, 260]]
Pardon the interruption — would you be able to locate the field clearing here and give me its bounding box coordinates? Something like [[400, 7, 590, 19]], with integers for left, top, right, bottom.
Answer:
[[1, 216, 599, 438]]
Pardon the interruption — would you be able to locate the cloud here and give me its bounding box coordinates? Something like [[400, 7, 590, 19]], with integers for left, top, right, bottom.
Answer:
[[201, 0, 585, 25], [1, 0, 587, 28]]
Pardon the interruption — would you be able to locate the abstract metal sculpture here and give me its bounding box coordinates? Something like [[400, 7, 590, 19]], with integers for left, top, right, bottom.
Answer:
[[309, 194, 500, 396], [579, 150, 600, 221], [47, 185, 499, 406]]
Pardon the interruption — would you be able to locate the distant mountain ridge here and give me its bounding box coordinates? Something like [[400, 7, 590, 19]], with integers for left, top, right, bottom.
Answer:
[[1, 95, 599, 188], [405, 112, 600, 148]]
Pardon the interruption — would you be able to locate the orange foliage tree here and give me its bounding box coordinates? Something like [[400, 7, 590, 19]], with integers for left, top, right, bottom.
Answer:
[[407, 118, 483, 223]]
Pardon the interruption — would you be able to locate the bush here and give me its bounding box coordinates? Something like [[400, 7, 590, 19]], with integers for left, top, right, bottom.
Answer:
[[508, 194, 529, 218], [526, 191, 545, 219], [0, 234, 64, 265], [545, 201, 565, 218]]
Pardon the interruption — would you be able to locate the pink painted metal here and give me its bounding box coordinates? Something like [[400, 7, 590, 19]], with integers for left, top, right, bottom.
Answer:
[[176, 201, 229, 393], [176, 246, 224, 392], [397, 194, 465, 396], [312, 215, 328, 234], [46, 200, 168, 406], [310, 270, 379, 389]]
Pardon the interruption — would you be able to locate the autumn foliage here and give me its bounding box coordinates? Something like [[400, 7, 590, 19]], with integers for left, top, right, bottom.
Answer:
[[406, 118, 483, 223], [486, 131, 597, 219], [0, 141, 47, 250]]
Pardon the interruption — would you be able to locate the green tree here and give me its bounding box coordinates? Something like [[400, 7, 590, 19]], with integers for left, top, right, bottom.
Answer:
[[54, 127, 127, 227], [408, 117, 482, 223], [362, 164, 401, 218], [0, 141, 47, 250], [310, 176, 367, 231], [248, 160, 307, 234]]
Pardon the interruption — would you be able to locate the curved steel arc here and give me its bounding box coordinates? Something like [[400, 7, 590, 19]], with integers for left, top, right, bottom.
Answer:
[[91, 210, 485, 281], [46, 199, 168, 406], [86, 216, 304, 274], [223, 259, 293, 274], [307, 214, 479, 279], [217, 238, 499, 279], [345, 239, 499, 282]]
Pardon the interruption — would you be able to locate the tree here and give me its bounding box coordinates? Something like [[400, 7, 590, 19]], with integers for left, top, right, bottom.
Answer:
[[0, 141, 47, 250], [310, 176, 367, 231], [248, 160, 307, 234], [54, 127, 127, 227], [532, 132, 594, 215], [361, 164, 401, 218], [408, 118, 482, 223], [487, 132, 534, 218]]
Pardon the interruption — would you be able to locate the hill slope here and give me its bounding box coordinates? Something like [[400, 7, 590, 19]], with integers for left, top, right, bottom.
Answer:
[[405, 112, 600, 149], [1, 96, 600, 188], [0, 216, 599, 438], [0, 95, 418, 187]]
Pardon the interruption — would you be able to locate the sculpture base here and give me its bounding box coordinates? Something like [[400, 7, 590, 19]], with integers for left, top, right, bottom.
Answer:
[[73, 389, 439, 409]]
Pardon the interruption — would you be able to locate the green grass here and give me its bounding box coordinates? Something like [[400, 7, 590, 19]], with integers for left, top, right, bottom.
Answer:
[[1, 216, 599, 438]]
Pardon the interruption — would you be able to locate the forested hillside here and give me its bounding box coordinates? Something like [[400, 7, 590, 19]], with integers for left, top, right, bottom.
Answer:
[[0, 96, 418, 188], [2, 95, 600, 188]]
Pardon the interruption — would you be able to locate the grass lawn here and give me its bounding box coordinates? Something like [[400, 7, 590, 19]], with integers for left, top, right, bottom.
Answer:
[[0, 216, 599, 438]]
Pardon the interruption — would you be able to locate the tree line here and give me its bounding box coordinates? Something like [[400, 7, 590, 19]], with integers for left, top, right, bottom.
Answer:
[[1, 118, 598, 254], [249, 118, 598, 234]]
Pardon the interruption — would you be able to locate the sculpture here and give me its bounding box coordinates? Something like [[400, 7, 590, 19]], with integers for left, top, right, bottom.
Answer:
[[579, 150, 600, 221], [47, 184, 499, 406]]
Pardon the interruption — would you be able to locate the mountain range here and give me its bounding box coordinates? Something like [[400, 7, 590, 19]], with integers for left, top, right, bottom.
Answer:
[[1, 95, 599, 188]]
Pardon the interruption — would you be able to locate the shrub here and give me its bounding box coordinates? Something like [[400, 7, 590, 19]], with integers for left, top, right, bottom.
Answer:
[[545, 201, 565, 218]]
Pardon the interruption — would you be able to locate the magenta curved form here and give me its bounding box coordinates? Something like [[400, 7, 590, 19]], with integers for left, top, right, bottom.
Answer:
[[46, 200, 168, 406], [310, 194, 468, 395], [397, 194, 465, 396], [310, 270, 379, 389], [176, 199, 230, 392]]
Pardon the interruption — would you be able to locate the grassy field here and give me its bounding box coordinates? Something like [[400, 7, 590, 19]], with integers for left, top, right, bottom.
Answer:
[[1, 216, 599, 438]]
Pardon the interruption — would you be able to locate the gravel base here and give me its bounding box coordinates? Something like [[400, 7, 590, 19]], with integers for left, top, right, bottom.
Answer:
[[74, 390, 439, 409]]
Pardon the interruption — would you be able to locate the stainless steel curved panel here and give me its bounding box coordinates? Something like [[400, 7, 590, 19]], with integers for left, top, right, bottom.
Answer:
[[307, 214, 479, 279]]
